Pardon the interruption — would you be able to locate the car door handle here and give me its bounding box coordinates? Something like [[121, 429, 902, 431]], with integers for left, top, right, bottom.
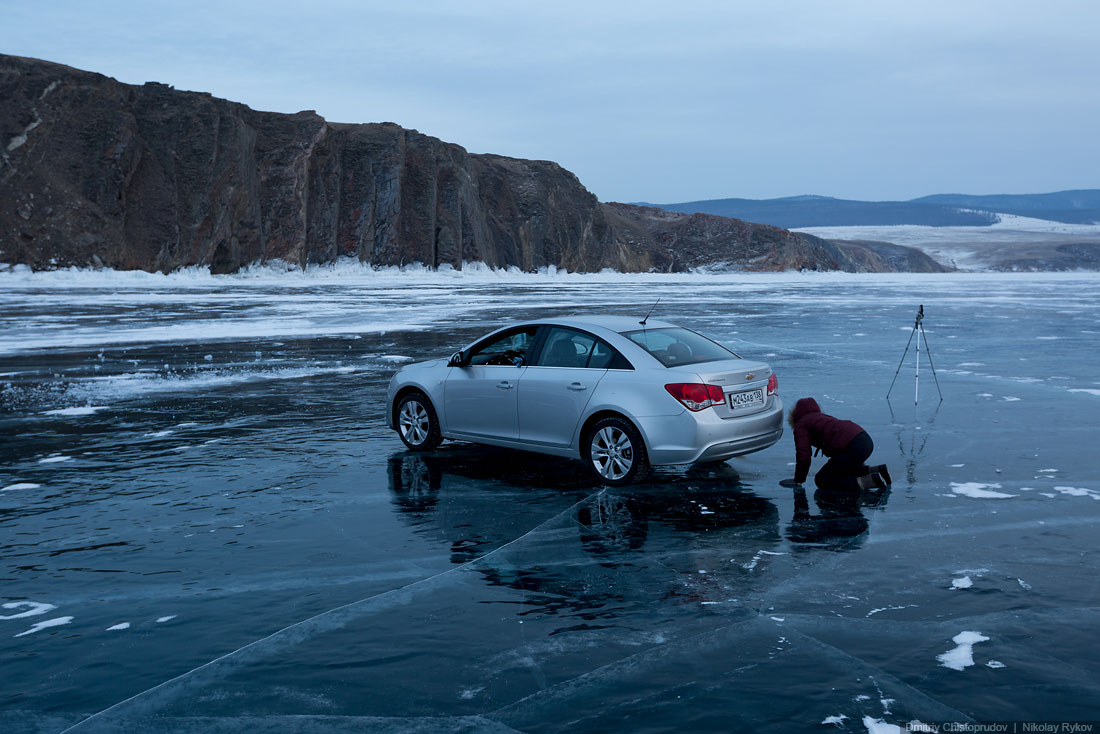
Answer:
[[496, 381, 514, 390], [567, 382, 587, 391]]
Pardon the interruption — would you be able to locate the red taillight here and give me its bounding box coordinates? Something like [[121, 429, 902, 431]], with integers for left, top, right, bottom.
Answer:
[[767, 372, 778, 396], [665, 383, 725, 411]]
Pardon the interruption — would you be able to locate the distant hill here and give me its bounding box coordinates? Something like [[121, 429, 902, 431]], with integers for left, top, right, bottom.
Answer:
[[912, 190, 1100, 225], [640, 191, 1100, 229]]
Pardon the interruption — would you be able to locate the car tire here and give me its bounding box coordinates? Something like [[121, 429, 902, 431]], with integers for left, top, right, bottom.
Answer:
[[396, 392, 442, 451], [583, 416, 649, 486]]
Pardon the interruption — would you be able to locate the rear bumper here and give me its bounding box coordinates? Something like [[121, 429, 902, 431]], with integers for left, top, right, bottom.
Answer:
[[638, 397, 784, 465]]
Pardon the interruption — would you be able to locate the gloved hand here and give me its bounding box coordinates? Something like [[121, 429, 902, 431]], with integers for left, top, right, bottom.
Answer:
[[779, 478, 802, 488]]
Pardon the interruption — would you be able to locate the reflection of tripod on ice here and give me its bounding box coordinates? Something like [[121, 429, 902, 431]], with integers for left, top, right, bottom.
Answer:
[[887, 305, 943, 405]]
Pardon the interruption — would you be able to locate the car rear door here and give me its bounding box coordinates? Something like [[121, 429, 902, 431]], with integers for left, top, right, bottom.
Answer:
[[518, 326, 610, 447]]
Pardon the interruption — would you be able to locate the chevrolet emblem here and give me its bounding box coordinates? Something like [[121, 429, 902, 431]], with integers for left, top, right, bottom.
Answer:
[[745, 372, 756, 380]]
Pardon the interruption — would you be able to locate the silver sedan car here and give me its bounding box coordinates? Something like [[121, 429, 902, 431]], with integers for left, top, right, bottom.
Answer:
[[386, 316, 783, 485]]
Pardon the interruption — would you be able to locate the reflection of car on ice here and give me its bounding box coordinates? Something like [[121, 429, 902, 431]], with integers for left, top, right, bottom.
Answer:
[[387, 449, 780, 562], [386, 316, 784, 485]]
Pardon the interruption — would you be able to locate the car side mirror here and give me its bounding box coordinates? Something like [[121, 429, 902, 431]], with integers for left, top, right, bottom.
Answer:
[[447, 351, 465, 367]]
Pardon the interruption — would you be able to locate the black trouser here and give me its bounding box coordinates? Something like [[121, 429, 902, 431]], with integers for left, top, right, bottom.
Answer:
[[814, 431, 873, 491]]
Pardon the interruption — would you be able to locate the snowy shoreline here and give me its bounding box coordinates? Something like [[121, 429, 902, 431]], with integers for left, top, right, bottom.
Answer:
[[3, 260, 1100, 288]]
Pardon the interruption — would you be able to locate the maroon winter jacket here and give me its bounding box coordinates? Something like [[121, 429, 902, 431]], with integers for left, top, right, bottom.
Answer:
[[791, 398, 865, 483]]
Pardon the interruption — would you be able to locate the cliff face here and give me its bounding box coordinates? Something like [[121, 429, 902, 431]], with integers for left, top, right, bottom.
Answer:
[[0, 54, 943, 273]]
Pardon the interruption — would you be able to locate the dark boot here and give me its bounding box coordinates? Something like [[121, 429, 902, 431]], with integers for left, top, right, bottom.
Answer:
[[857, 472, 888, 491], [871, 464, 892, 486]]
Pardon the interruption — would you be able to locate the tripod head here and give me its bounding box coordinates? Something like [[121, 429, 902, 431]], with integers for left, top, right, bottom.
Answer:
[[914, 304, 924, 328]]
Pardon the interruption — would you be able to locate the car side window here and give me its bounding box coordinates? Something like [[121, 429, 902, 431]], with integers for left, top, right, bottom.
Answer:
[[536, 327, 632, 369], [467, 327, 537, 366], [537, 328, 596, 368]]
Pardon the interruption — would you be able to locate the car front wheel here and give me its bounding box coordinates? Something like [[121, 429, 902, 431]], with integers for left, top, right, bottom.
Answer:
[[584, 416, 649, 486], [396, 393, 442, 451]]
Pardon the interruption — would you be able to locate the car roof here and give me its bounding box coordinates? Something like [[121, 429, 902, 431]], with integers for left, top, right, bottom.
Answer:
[[526, 315, 679, 333]]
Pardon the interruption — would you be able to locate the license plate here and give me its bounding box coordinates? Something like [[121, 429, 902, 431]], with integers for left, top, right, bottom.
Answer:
[[728, 388, 764, 410]]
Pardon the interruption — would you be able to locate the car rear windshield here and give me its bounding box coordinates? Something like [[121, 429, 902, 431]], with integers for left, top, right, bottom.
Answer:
[[622, 327, 739, 367]]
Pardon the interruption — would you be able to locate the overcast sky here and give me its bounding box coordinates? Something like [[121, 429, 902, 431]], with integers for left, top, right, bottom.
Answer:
[[4, 1, 1098, 203]]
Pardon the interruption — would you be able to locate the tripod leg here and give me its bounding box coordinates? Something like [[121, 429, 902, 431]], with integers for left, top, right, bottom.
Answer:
[[915, 320, 920, 405], [886, 326, 917, 399], [920, 323, 944, 401]]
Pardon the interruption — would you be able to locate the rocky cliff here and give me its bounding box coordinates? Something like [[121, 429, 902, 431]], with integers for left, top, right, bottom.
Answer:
[[0, 54, 946, 273]]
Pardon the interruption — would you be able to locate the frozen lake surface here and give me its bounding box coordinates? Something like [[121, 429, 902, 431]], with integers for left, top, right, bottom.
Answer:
[[2, 268, 1099, 732]]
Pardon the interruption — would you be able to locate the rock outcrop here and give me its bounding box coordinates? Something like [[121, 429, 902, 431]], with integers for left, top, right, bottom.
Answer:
[[0, 54, 945, 273]]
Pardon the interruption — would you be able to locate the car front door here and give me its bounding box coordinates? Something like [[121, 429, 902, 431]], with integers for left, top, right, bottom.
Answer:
[[444, 326, 537, 440], [518, 326, 609, 447]]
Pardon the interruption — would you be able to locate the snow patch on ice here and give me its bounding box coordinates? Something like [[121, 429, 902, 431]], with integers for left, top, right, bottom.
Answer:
[[106, 622, 130, 631], [1, 482, 41, 491], [1052, 486, 1100, 500], [822, 714, 847, 725], [1001, 396, 1021, 402], [145, 430, 174, 437], [13, 616, 73, 637], [0, 601, 57, 619], [1068, 388, 1100, 396], [378, 355, 413, 363], [866, 605, 917, 617], [37, 456, 72, 464], [986, 660, 1006, 669], [156, 615, 177, 623], [937, 630, 990, 670], [950, 482, 1016, 499], [951, 576, 973, 589], [862, 716, 903, 733], [741, 549, 785, 570], [42, 405, 108, 416]]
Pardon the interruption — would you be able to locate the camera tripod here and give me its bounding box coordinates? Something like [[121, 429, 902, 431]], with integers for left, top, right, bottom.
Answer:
[[886, 305, 943, 405]]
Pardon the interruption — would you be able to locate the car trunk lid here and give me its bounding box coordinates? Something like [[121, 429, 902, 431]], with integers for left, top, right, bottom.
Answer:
[[668, 359, 774, 418]]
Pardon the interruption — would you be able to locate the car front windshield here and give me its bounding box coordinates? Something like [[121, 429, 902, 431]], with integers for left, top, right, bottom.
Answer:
[[622, 327, 738, 367]]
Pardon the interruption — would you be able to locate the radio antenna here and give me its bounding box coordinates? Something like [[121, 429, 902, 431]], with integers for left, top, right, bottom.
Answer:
[[639, 298, 661, 326]]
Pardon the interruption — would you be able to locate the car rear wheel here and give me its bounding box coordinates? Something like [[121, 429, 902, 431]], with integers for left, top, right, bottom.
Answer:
[[584, 416, 648, 486], [396, 393, 442, 451]]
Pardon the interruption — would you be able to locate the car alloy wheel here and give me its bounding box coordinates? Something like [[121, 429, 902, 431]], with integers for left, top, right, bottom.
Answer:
[[585, 416, 648, 486], [591, 426, 634, 481], [396, 393, 442, 451]]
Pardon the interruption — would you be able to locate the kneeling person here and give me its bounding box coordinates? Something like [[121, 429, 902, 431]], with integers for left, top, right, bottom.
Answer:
[[783, 397, 890, 491]]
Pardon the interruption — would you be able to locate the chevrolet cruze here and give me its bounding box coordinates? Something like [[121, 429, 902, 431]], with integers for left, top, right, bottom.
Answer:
[[386, 316, 783, 485]]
